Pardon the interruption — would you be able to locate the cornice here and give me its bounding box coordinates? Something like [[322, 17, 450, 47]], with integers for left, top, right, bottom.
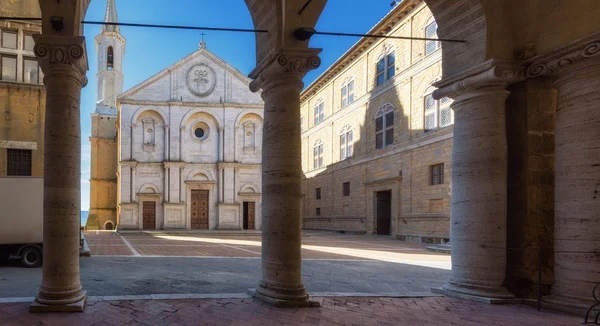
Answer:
[[523, 31, 600, 78], [118, 99, 263, 109]]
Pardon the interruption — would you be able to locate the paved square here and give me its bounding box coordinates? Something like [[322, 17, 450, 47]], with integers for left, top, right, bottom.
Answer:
[[0, 297, 581, 325]]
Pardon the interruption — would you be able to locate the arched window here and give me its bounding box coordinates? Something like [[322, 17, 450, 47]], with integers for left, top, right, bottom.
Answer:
[[107, 46, 114, 70], [313, 98, 325, 125], [425, 18, 440, 56], [341, 77, 355, 108], [375, 104, 394, 149], [424, 85, 452, 131], [340, 126, 354, 160], [313, 140, 324, 170], [376, 45, 395, 86]]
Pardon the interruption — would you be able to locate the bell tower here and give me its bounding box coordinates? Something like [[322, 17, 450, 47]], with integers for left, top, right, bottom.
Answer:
[[87, 0, 125, 230]]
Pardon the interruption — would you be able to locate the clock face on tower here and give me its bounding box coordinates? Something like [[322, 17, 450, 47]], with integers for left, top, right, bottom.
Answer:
[[186, 64, 217, 97]]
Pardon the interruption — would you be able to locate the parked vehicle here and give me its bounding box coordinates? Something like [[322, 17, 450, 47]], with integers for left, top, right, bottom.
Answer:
[[0, 177, 43, 267]]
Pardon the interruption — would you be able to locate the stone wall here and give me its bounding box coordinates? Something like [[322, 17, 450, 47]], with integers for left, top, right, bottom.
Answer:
[[506, 78, 556, 298], [0, 83, 45, 176], [300, 2, 452, 242]]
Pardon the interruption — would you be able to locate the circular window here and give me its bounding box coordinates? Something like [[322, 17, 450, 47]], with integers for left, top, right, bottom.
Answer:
[[195, 128, 205, 139]]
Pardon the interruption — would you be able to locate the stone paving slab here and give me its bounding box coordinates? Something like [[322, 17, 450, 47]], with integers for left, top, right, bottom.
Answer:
[[0, 296, 581, 325], [0, 257, 449, 298]]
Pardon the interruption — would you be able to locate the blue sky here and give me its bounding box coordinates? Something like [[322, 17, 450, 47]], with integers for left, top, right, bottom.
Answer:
[[80, 0, 396, 210]]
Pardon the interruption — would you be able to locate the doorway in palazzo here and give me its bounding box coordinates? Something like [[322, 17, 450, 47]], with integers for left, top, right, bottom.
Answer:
[[243, 201, 255, 230], [191, 189, 209, 229], [142, 201, 156, 230], [376, 191, 392, 235]]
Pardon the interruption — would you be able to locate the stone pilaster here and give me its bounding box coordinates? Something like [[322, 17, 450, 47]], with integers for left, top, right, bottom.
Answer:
[[30, 35, 89, 312], [527, 34, 600, 310], [248, 48, 321, 307], [433, 60, 520, 302]]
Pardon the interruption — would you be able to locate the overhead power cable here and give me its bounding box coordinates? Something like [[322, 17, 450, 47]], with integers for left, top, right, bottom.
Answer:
[[0, 17, 466, 43]]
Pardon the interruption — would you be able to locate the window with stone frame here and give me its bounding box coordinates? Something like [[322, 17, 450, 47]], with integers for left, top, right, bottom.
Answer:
[[300, 115, 304, 133], [7, 149, 32, 176], [430, 163, 444, 186], [340, 128, 354, 160], [376, 46, 395, 86], [313, 100, 325, 125], [316, 207, 321, 216], [425, 19, 440, 56], [316, 187, 322, 200], [343, 182, 350, 196], [341, 79, 355, 108], [424, 93, 452, 131], [0, 29, 42, 84], [313, 141, 324, 169], [375, 104, 394, 149]]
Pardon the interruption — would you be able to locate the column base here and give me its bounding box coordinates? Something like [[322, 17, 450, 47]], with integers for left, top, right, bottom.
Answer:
[[30, 291, 87, 313], [251, 281, 320, 308], [542, 294, 596, 314], [433, 281, 517, 304]]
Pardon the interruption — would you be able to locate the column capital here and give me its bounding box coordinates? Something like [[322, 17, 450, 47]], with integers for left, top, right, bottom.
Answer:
[[433, 59, 519, 105], [524, 31, 600, 79], [249, 48, 322, 94], [32, 35, 89, 87]]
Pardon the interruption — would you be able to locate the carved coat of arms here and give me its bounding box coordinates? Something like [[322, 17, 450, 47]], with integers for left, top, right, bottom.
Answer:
[[186, 64, 216, 97]]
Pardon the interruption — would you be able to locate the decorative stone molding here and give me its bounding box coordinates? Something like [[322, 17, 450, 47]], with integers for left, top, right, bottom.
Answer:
[[432, 59, 521, 103], [32, 35, 88, 86], [249, 48, 322, 94], [164, 161, 186, 168], [217, 162, 240, 169], [524, 33, 600, 78]]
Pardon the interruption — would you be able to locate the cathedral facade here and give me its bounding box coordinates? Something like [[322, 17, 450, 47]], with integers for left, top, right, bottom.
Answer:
[[117, 44, 264, 231], [89, 0, 264, 231]]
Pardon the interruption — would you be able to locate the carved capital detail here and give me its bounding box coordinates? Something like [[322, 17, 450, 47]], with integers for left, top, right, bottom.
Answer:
[[432, 59, 521, 100], [32, 35, 89, 86], [524, 34, 600, 78], [249, 48, 322, 94]]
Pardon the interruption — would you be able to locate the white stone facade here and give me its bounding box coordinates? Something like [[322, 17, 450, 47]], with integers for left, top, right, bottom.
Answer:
[[117, 45, 264, 230]]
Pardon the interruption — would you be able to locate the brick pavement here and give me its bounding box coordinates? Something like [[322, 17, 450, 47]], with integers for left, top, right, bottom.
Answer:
[[0, 296, 580, 325]]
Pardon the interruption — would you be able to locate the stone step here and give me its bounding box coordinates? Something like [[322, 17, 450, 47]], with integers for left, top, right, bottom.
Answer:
[[426, 243, 451, 254], [302, 228, 367, 235], [116, 229, 262, 237]]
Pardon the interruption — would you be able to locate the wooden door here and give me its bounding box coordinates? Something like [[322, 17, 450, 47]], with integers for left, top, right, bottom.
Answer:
[[142, 201, 156, 230], [243, 202, 255, 230], [376, 191, 391, 235], [191, 189, 209, 229]]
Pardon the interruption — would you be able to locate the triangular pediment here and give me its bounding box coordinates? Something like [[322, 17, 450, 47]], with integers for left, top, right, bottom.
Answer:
[[118, 47, 262, 105]]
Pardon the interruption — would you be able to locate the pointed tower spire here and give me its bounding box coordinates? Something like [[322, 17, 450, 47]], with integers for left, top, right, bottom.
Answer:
[[102, 0, 120, 33]]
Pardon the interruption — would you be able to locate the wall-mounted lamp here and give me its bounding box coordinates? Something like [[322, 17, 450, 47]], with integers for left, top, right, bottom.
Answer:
[[50, 16, 64, 31]]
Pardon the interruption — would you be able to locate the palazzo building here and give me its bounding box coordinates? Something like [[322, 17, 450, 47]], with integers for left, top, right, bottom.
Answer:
[[301, 0, 452, 243], [0, 1, 44, 178]]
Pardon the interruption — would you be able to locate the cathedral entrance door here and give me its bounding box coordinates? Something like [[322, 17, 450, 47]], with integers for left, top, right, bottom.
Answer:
[[243, 202, 255, 230], [142, 201, 156, 230], [191, 189, 209, 229]]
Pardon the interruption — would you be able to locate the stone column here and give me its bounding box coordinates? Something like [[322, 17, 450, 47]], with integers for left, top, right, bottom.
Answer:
[[249, 49, 321, 307], [31, 35, 88, 312], [433, 62, 518, 301], [538, 43, 600, 310]]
